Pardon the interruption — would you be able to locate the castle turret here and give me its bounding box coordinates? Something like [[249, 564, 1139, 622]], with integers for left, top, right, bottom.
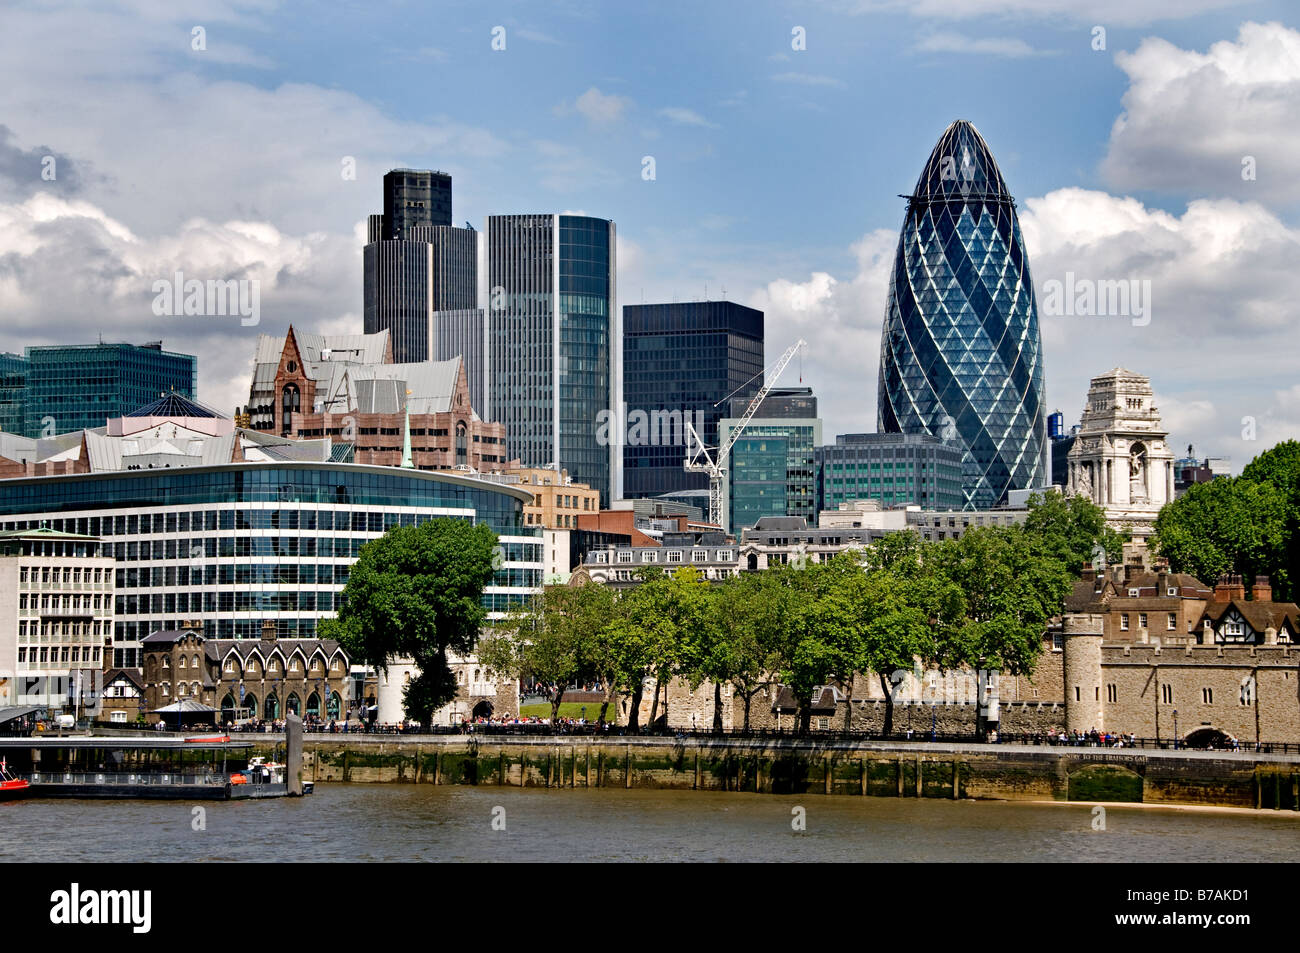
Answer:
[[1063, 612, 1104, 733]]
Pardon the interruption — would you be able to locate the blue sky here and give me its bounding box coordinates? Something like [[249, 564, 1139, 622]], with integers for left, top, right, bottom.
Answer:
[[1, 0, 1298, 469]]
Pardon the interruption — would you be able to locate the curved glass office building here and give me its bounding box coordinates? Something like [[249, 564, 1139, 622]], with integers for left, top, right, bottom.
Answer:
[[0, 464, 542, 667], [878, 120, 1046, 509]]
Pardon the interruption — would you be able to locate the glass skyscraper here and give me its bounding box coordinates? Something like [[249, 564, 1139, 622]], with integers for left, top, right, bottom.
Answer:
[[485, 214, 618, 505], [622, 301, 764, 499], [721, 387, 820, 534], [22, 342, 196, 436], [0, 353, 27, 435], [878, 119, 1046, 509]]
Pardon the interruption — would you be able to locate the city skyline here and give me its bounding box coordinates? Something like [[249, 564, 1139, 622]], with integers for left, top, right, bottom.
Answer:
[[0, 3, 1298, 469]]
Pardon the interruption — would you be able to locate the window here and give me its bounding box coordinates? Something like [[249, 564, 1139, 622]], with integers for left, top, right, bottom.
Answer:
[[1161, 685, 1173, 704], [1167, 613, 1177, 631], [642, 551, 657, 563], [1139, 613, 1148, 630], [1167, 587, 1178, 597], [1120, 614, 1129, 631], [1202, 687, 1213, 704], [1106, 684, 1117, 703], [667, 551, 682, 563], [1128, 588, 1140, 597], [1074, 687, 1080, 701], [617, 551, 632, 564]]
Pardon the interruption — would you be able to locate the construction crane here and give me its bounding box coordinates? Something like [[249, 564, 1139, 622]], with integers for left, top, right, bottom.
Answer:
[[684, 338, 808, 528]]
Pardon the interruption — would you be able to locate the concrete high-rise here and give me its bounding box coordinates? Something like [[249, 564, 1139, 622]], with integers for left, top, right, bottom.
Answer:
[[363, 169, 481, 367], [485, 214, 618, 505], [622, 301, 764, 500], [878, 120, 1046, 509]]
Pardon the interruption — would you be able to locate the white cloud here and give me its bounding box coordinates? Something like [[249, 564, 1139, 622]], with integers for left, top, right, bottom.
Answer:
[[914, 32, 1055, 58], [656, 107, 718, 128], [0, 192, 358, 417], [569, 87, 632, 123], [1102, 21, 1300, 203]]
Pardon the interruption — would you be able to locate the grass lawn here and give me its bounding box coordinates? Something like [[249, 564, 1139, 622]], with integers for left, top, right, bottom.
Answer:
[[518, 701, 617, 724]]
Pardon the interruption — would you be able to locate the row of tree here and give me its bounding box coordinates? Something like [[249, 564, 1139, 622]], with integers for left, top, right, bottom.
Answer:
[[479, 492, 1118, 734], [1153, 440, 1300, 602]]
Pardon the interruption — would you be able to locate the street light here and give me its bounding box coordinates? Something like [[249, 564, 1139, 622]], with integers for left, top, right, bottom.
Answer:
[[1173, 709, 1178, 750]]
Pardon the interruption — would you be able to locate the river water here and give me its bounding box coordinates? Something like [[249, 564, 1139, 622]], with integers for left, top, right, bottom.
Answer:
[[3, 785, 1298, 862]]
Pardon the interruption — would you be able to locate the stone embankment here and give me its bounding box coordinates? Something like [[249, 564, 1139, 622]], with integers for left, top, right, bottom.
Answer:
[[236, 735, 1300, 809]]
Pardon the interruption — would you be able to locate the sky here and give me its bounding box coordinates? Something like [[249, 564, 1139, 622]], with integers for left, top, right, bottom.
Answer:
[[1, 0, 1298, 472]]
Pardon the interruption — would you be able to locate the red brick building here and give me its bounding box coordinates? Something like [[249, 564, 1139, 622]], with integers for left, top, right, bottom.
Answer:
[[246, 326, 513, 471]]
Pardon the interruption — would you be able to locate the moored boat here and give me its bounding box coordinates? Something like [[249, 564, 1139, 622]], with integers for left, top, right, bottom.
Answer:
[[0, 758, 30, 801]]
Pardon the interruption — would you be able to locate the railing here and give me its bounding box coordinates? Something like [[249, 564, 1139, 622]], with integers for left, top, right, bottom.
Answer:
[[28, 771, 227, 786]]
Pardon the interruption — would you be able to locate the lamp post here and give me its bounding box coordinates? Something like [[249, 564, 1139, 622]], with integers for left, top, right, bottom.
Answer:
[[1173, 709, 1178, 750]]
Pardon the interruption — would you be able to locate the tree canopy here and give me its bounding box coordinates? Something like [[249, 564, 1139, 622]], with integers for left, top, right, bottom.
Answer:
[[319, 517, 498, 728]]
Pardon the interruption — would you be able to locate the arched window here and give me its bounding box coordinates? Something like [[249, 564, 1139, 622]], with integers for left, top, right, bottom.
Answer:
[[178, 655, 187, 669], [162, 683, 170, 697], [265, 694, 280, 719], [220, 692, 236, 713], [282, 384, 300, 418], [455, 422, 468, 466], [306, 692, 320, 718], [245, 694, 258, 719], [286, 693, 301, 715]]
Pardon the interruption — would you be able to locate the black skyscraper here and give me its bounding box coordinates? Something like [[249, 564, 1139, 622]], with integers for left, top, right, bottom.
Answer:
[[622, 301, 764, 499], [381, 168, 452, 238], [364, 169, 479, 367]]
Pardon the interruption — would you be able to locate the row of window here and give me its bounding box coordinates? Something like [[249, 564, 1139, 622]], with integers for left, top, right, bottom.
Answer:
[[594, 549, 735, 565], [18, 593, 108, 612], [18, 619, 107, 641], [16, 645, 101, 668], [19, 567, 110, 586], [1120, 613, 1179, 632], [1080, 684, 1251, 706]]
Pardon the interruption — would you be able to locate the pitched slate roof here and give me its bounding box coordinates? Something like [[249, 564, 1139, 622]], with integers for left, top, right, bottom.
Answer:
[[1200, 598, 1300, 635]]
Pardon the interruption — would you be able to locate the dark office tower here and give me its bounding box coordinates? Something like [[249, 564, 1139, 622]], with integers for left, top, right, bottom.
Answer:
[[433, 308, 486, 415], [363, 169, 478, 364], [0, 352, 27, 434], [878, 120, 1046, 509], [23, 341, 196, 436], [486, 214, 618, 505], [622, 301, 764, 499], [382, 168, 452, 238]]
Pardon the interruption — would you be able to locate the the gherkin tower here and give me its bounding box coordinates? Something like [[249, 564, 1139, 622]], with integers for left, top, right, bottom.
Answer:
[[878, 119, 1046, 510]]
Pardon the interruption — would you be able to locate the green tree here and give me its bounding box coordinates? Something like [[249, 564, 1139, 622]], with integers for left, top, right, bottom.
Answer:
[[931, 525, 1072, 737], [708, 573, 787, 732], [319, 518, 497, 730], [1240, 440, 1300, 600], [478, 581, 614, 725], [774, 560, 856, 735], [1153, 476, 1289, 597], [1023, 490, 1127, 573]]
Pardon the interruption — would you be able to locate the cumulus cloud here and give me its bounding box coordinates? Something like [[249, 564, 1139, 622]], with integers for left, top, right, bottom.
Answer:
[[1019, 187, 1300, 457], [1102, 21, 1300, 203], [745, 231, 897, 436], [0, 192, 358, 417]]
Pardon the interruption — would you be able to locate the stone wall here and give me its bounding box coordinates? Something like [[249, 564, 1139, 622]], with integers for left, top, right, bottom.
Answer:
[[261, 736, 1300, 810]]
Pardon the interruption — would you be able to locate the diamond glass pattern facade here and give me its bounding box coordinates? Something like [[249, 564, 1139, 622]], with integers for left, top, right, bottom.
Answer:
[[878, 120, 1046, 509]]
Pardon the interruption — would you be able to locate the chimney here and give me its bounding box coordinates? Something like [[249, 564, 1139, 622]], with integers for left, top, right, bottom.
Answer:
[[1251, 575, 1272, 603], [261, 619, 278, 642], [1213, 574, 1245, 603]]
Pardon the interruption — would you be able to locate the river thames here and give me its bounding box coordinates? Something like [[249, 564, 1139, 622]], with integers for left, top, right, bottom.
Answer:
[[3, 786, 1299, 862]]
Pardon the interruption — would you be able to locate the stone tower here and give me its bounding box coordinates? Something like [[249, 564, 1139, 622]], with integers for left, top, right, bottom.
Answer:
[[1063, 613, 1104, 733], [1065, 368, 1174, 540]]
